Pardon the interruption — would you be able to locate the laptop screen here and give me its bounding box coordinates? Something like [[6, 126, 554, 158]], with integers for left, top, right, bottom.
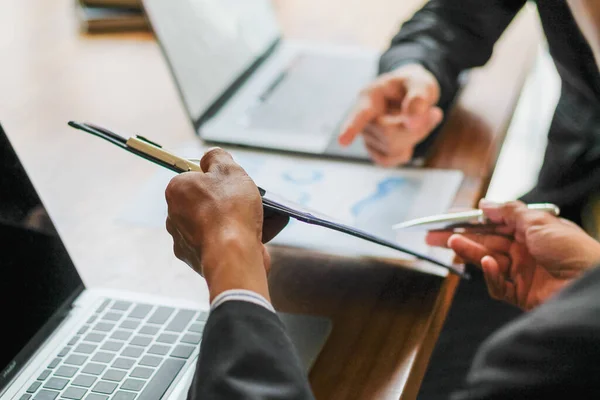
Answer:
[[143, 0, 280, 125], [0, 125, 84, 391]]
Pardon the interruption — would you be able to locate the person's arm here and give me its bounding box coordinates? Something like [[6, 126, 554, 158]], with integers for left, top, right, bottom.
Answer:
[[380, 0, 526, 111], [452, 265, 600, 399], [164, 148, 313, 400], [338, 0, 526, 167], [188, 301, 314, 400]]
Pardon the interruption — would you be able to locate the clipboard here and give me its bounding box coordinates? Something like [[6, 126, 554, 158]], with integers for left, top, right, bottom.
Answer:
[[68, 121, 467, 277]]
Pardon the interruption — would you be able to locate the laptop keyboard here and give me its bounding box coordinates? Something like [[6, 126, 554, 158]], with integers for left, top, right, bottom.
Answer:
[[18, 299, 207, 400]]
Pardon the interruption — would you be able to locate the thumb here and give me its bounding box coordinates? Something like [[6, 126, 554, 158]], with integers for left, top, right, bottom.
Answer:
[[401, 77, 439, 117]]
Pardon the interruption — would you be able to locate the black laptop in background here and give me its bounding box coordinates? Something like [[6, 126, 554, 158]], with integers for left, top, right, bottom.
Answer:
[[0, 124, 331, 400]]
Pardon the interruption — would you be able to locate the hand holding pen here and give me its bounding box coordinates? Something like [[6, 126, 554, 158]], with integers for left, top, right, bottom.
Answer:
[[421, 199, 600, 310]]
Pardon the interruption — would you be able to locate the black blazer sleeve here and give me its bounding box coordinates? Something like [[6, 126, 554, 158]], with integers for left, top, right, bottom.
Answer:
[[187, 301, 315, 400], [379, 0, 526, 112], [452, 266, 600, 399]]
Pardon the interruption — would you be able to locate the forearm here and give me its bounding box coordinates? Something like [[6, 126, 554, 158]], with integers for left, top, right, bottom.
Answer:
[[380, 0, 525, 110]]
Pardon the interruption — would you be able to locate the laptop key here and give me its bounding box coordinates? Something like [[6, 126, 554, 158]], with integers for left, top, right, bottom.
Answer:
[[112, 358, 135, 370], [187, 323, 203, 334], [113, 391, 136, 400], [27, 381, 42, 393], [38, 370, 52, 381], [64, 354, 88, 366], [96, 299, 110, 313], [165, 310, 195, 333], [102, 369, 127, 382], [128, 304, 152, 319], [138, 325, 159, 336], [47, 358, 61, 369], [180, 333, 201, 345], [195, 311, 208, 322], [147, 345, 170, 356], [84, 395, 107, 400], [110, 330, 132, 341], [91, 381, 118, 394], [111, 301, 132, 312], [33, 389, 59, 400], [101, 341, 124, 352], [121, 379, 145, 392], [58, 347, 71, 357], [62, 386, 87, 400], [77, 325, 90, 335], [72, 375, 97, 388], [119, 320, 140, 330], [93, 322, 115, 333], [147, 307, 174, 325], [137, 358, 185, 400], [19, 394, 31, 400], [170, 344, 195, 359], [68, 336, 80, 346], [91, 352, 114, 364], [81, 363, 106, 376], [101, 311, 123, 322], [44, 377, 69, 391], [74, 344, 97, 355], [121, 346, 143, 358], [139, 355, 162, 368], [102, 312, 122, 322], [54, 366, 78, 378], [156, 334, 177, 344], [130, 367, 154, 379], [83, 333, 106, 343], [130, 336, 152, 347], [86, 315, 98, 325]]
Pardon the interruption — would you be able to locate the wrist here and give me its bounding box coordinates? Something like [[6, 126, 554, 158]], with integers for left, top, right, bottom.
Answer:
[[201, 228, 270, 303]]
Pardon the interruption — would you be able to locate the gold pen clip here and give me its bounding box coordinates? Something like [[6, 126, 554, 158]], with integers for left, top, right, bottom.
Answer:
[[126, 136, 202, 172]]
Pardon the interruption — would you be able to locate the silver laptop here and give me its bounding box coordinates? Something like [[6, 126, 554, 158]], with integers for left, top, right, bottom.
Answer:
[[142, 0, 379, 160], [0, 124, 331, 400]]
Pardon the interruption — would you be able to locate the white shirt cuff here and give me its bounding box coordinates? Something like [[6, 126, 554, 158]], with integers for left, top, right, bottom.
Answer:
[[210, 289, 275, 313]]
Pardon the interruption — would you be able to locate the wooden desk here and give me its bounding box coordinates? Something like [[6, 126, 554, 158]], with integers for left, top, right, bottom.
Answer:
[[0, 1, 540, 398]]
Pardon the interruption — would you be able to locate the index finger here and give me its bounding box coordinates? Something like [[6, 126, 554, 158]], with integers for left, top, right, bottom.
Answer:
[[338, 96, 377, 146], [479, 200, 528, 231]]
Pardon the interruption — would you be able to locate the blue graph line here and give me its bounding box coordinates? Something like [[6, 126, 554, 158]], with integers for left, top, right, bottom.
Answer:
[[350, 178, 420, 239], [282, 169, 324, 185]]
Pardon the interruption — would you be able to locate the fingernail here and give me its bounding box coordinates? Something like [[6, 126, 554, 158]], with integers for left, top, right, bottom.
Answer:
[[479, 198, 500, 208], [205, 146, 221, 153]]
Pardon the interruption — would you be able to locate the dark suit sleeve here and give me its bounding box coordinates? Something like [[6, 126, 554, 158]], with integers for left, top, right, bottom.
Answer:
[[452, 266, 600, 399], [187, 301, 315, 400], [380, 0, 526, 111]]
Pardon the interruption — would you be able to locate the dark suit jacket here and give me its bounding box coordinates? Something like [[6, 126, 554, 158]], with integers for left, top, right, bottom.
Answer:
[[187, 301, 315, 399], [189, 266, 600, 399], [381, 0, 600, 217], [453, 265, 600, 399]]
